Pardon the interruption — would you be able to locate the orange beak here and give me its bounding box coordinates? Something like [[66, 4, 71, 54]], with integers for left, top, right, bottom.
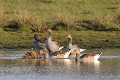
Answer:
[[64, 35, 68, 38]]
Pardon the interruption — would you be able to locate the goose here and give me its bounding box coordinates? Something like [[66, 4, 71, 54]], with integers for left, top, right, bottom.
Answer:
[[32, 34, 46, 50], [50, 50, 72, 59], [38, 48, 71, 59], [22, 48, 40, 59], [35, 49, 71, 59], [46, 29, 63, 54], [22, 49, 71, 59], [73, 49, 102, 61], [65, 34, 86, 54]]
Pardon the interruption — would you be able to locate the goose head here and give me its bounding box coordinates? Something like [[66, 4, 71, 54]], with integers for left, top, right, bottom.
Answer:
[[47, 29, 52, 39], [65, 34, 72, 39], [33, 34, 39, 41], [47, 29, 52, 34]]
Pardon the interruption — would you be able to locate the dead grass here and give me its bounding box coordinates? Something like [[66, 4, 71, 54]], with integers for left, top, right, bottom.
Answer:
[[14, 9, 30, 24], [114, 7, 120, 23], [80, 13, 120, 31], [0, 7, 5, 26], [48, 10, 76, 30], [13, 9, 43, 32]]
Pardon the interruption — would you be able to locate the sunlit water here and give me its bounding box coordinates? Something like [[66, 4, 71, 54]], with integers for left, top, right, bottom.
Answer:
[[0, 49, 120, 80]]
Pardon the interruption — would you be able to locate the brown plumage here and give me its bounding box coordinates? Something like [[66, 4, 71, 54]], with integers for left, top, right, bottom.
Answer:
[[32, 34, 46, 50], [46, 29, 63, 54], [22, 49, 40, 59], [50, 50, 71, 59], [65, 34, 86, 55], [80, 53, 102, 59], [73, 49, 102, 61]]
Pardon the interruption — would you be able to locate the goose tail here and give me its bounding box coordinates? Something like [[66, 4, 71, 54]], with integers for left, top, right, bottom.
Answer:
[[80, 48, 86, 52], [64, 50, 71, 58], [99, 53, 102, 55], [59, 46, 64, 51], [94, 53, 102, 60]]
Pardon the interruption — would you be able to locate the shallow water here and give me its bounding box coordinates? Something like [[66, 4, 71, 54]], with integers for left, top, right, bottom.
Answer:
[[0, 49, 120, 80]]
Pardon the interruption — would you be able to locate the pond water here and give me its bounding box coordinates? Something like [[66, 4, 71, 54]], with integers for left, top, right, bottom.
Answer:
[[0, 49, 120, 80]]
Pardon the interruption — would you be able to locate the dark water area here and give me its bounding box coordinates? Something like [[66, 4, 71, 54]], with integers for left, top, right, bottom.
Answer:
[[0, 49, 120, 80]]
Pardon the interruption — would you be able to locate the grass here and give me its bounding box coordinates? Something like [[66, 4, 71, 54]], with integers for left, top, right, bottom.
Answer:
[[0, 0, 119, 20], [0, 28, 120, 49], [0, 0, 120, 49]]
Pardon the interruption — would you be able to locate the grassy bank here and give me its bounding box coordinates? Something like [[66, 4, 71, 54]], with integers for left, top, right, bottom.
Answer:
[[0, 28, 120, 49], [0, 0, 120, 49]]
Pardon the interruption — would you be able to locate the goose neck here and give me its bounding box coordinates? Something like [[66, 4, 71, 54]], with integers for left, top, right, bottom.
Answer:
[[48, 32, 52, 40], [75, 51, 80, 61], [68, 38, 72, 44]]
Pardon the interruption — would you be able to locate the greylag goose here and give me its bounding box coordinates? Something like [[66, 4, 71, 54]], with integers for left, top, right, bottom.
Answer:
[[48, 50, 71, 59], [65, 34, 86, 54], [32, 34, 46, 50], [73, 49, 102, 61], [22, 48, 40, 59], [22, 48, 71, 59], [46, 29, 63, 54], [32, 34, 48, 59]]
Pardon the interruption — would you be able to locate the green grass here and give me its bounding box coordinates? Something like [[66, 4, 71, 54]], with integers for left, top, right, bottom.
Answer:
[[0, 0, 120, 20], [0, 28, 120, 49], [0, 0, 120, 49], [0, 0, 119, 19], [0, 0, 120, 31]]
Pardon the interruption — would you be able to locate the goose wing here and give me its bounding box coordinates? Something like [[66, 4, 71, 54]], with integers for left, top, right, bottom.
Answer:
[[47, 41, 60, 52], [64, 50, 71, 58]]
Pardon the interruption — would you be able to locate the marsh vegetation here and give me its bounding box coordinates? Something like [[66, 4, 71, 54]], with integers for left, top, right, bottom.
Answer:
[[0, 0, 120, 49]]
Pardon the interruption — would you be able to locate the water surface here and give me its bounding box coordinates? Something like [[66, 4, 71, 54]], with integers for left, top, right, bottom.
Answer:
[[0, 49, 120, 80]]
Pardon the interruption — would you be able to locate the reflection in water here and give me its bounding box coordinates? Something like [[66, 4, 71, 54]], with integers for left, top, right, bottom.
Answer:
[[30, 59, 50, 66], [0, 49, 120, 80], [0, 58, 120, 80], [75, 59, 100, 75], [51, 59, 72, 66]]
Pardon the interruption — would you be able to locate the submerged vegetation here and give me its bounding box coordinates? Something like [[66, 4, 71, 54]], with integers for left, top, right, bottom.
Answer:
[[0, 0, 120, 49]]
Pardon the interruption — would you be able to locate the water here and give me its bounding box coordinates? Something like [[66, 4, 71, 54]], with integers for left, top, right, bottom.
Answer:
[[0, 49, 120, 80]]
